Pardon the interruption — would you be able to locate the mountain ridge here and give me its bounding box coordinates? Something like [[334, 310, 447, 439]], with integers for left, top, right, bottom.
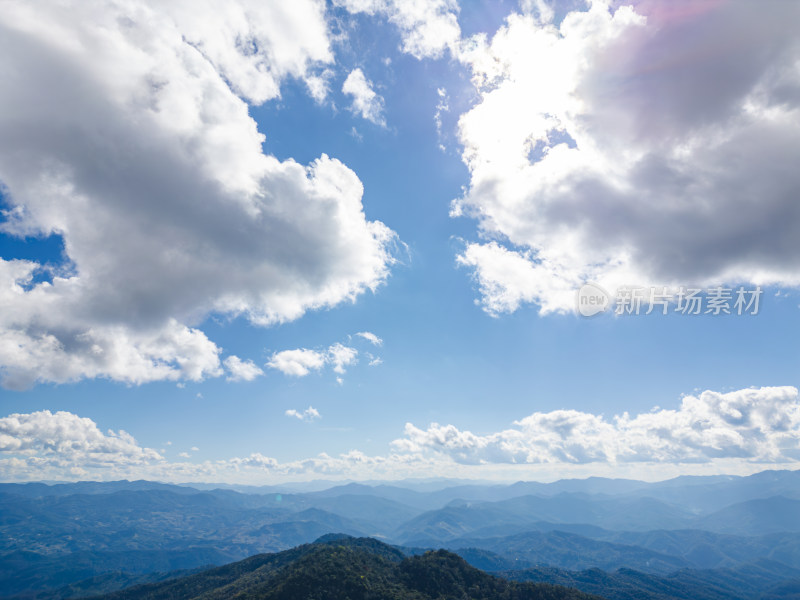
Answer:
[[90, 535, 601, 600]]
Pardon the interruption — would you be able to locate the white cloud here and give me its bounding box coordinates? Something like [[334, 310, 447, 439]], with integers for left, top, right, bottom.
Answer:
[[453, 2, 800, 314], [0, 312, 223, 390], [457, 241, 576, 316], [342, 68, 386, 126], [173, 0, 333, 104], [327, 342, 358, 374], [223, 355, 264, 382], [2, 387, 799, 483], [228, 452, 279, 469], [355, 331, 382, 346], [266, 348, 328, 376], [191, 446, 199, 452], [178, 452, 191, 458], [285, 406, 321, 422], [335, 0, 461, 59], [0, 0, 397, 388], [0, 410, 162, 468], [305, 68, 334, 104], [393, 387, 800, 466], [266, 341, 358, 376], [518, 0, 553, 24]]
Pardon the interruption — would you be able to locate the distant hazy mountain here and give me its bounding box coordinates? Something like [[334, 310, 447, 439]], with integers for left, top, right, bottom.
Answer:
[[299, 493, 423, 531], [597, 530, 800, 570], [298, 470, 800, 514], [625, 471, 800, 512], [389, 487, 800, 546], [503, 559, 800, 600], [0, 480, 198, 498], [696, 496, 800, 535], [448, 530, 691, 575], [391, 493, 694, 545]]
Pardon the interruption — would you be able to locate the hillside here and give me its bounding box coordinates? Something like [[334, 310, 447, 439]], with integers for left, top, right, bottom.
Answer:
[[504, 560, 800, 600], [94, 535, 600, 600]]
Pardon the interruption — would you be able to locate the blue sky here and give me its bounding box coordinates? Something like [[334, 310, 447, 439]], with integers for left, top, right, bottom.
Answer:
[[1, 0, 800, 483]]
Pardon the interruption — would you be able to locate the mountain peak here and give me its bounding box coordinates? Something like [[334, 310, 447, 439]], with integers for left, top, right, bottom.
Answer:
[[313, 533, 354, 544]]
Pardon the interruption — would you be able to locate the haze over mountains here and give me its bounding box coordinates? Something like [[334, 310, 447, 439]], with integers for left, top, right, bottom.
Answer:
[[2, 469, 800, 599]]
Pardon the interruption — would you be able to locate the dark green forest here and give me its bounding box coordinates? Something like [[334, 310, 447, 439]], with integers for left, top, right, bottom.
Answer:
[[95, 536, 598, 600]]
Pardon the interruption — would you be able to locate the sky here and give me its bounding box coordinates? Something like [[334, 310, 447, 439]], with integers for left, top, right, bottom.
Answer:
[[1, 0, 800, 484]]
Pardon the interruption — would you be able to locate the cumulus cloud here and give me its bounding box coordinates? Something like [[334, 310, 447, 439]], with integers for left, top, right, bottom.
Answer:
[[335, 0, 460, 59], [0, 0, 397, 388], [342, 68, 386, 126], [0, 314, 223, 390], [266, 341, 359, 376], [285, 406, 321, 422], [223, 356, 264, 382], [228, 452, 280, 470], [355, 331, 382, 346], [393, 387, 800, 466], [453, 1, 800, 314], [2, 387, 800, 483], [0, 410, 162, 468], [266, 348, 329, 376]]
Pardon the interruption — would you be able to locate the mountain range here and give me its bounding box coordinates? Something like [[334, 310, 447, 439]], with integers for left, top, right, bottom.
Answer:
[[3, 469, 800, 599]]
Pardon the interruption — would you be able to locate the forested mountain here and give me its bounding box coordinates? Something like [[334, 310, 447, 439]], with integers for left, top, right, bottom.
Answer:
[[93, 536, 600, 600]]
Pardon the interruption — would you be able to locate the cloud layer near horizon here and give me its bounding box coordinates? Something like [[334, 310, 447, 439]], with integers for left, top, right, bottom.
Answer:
[[395, 386, 800, 466], [453, 0, 800, 314], [0, 0, 396, 388], [2, 386, 798, 483]]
